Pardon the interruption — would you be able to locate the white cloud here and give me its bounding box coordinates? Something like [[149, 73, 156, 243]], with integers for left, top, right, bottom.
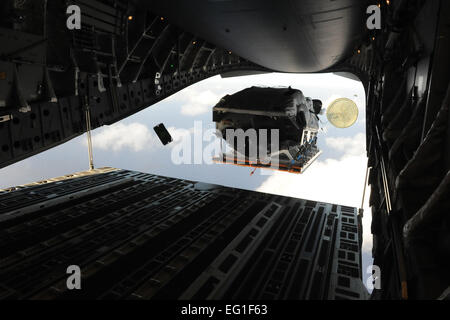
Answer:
[[0, 160, 36, 189], [173, 89, 221, 116], [257, 155, 367, 208], [89, 122, 157, 152], [84, 122, 195, 154], [181, 104, 209, 116], [325, 132, 366, 156]]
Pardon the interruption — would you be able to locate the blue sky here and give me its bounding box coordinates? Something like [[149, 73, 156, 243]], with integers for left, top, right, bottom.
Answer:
[[0, 72, 373, 288]]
